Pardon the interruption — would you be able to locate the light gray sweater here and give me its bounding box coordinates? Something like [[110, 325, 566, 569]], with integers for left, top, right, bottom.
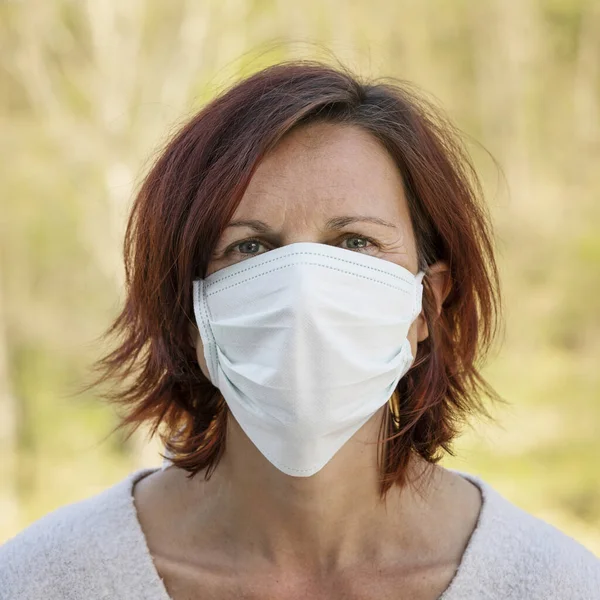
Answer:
[[1, 467, 599, 599]]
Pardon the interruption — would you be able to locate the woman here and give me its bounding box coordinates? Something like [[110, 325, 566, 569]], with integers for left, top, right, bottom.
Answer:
[[1, 61, 599, 600]]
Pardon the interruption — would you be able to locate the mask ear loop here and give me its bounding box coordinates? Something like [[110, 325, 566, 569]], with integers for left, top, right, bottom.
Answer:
[[412, 270, 426, 322]]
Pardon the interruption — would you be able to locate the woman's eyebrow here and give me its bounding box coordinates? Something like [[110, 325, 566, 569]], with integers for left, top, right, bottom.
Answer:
[[225, 216, 398, 232], [225, 219, 272, 232], [325, 215, 398, 229]]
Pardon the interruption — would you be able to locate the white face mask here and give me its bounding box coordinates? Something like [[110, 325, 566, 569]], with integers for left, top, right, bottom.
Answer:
[[193, 242, 424, 477]]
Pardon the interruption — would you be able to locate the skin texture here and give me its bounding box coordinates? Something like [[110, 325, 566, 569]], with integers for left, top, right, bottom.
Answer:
[[133, 123, 482, 599]]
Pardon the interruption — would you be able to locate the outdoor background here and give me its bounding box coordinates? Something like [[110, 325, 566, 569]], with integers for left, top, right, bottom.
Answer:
[[1, 0, 599, 553]]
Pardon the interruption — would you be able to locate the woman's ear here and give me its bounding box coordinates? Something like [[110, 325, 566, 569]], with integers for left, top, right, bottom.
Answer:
[[427, 261, 451, 317], [416, 261, 451, 343]]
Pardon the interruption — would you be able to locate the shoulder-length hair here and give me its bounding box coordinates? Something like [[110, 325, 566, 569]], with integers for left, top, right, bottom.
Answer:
[[89, 60, 501, 495]]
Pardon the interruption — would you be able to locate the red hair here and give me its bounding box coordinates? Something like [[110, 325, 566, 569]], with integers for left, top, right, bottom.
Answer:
[[88, 60, 501, 494]]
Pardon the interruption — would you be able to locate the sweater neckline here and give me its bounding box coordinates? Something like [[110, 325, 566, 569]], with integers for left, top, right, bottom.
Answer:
[[120, 466, 496, 600]]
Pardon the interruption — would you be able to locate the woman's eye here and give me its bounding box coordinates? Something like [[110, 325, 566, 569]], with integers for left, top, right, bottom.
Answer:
[[228, 235, 375, 258], [233, 240, 266, 255], [341, 236, 373, 251]]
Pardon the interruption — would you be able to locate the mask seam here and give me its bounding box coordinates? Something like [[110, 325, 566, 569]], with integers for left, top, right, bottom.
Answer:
[[409, 272, 425, 322], [205, 250, 416, 287], [206, 262, 413, 297], [413, 285, 423, 322], [197, 280, 218, 382], [205, 291, 219, 380]]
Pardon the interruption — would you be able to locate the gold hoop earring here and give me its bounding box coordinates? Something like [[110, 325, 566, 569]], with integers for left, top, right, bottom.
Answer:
[[388, 390, 401, 428]]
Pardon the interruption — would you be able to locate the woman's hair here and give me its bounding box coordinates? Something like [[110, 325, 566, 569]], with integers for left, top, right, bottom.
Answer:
[[89, 60, 501, 494]]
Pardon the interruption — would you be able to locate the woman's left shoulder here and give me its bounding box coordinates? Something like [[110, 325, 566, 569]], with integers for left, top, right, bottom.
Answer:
[[446, 470, 600, 599], [477, 476, 600, 598]]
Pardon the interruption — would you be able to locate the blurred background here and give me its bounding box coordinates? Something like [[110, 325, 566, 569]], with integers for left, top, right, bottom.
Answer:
[[0, 0, 599, 552]]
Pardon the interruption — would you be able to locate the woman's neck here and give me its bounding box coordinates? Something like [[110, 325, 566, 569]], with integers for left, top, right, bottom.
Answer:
[[157, 411, 464, 575]]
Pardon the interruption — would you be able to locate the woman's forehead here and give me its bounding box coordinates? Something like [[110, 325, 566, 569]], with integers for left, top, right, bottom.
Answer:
[[232, 122, 410, 226]]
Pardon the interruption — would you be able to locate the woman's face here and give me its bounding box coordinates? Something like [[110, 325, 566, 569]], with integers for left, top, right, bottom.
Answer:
[[191, 121, 430, 378]]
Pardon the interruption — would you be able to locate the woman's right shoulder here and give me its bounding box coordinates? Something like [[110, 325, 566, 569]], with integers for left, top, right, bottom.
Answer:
[[0, 469, 157, 600]]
